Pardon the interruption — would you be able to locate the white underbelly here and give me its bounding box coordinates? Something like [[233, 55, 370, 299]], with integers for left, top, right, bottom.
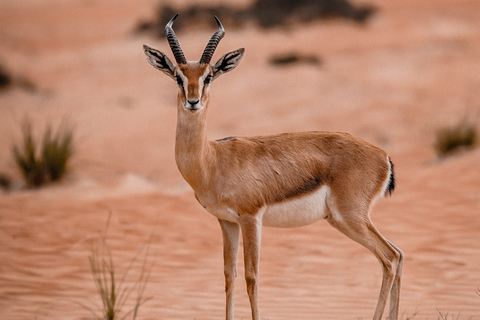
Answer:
[[201, 185, 330, 227], [262, 185, 330, 228]]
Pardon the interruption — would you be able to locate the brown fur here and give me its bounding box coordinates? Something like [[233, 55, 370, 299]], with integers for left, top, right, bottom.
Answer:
[[208, 132, 389, 215]]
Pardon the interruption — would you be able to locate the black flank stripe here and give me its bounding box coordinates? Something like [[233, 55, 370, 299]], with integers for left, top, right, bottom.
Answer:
[[276, 176, 323, 202]]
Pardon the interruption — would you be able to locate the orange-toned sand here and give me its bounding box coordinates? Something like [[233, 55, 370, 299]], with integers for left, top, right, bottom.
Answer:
[[1, 0, 479, 319]]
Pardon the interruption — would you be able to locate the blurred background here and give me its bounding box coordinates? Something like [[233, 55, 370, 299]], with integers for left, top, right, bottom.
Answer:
[[1, 0, 479, 319]]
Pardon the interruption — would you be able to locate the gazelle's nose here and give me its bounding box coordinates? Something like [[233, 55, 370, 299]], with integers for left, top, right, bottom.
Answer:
[[186, 99, 201, 111], [188, 99, 199, 106]]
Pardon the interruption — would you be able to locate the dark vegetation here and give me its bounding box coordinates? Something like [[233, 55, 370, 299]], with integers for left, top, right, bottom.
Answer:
[[136, 0, 376, 37], [434, 120, 477, 157], [0, 173, 11, 191], [269, 52, 322, 66], [12, 119, 74, 188], [0, 63, 36, 92], [0, 64, 13, 91]]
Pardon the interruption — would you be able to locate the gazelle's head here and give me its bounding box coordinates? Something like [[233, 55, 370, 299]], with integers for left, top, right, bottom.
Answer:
[[144, 14, 245, 113]]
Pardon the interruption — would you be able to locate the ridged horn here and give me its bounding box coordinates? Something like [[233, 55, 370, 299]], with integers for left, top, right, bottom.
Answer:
[[199, 16, 225, 64], [165, 14, 187, 65]]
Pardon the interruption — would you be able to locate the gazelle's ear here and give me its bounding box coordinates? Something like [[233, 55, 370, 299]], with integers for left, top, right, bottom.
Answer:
[[212, 48, 245, 81], [143, 44, 176, 80]]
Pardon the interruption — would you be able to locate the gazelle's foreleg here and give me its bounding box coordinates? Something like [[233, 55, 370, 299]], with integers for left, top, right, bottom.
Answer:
[[219, 219, 240, 320], [240, 213, 263, 320]]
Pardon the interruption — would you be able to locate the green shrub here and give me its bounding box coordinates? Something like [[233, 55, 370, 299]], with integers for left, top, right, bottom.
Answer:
[[12, 119, 73, 188], [434, 120, 477, 157]]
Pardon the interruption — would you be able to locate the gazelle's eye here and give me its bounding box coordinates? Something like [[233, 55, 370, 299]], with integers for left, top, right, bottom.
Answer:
[[175, 75, 183, 86], [204, 74, 212, 85]]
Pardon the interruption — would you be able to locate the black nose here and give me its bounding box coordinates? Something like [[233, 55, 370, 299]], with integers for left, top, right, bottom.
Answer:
[[188, 100, 199, 106]]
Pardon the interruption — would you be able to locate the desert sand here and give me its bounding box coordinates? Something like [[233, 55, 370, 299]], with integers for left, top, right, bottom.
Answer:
[[1, 0, 479, 319]]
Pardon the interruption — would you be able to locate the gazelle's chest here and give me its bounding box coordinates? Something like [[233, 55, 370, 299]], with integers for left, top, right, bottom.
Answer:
[[194, 192, 241, 223], [197, 185, 330, 228]]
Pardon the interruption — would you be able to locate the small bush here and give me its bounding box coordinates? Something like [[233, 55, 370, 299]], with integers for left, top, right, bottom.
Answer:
[[269, 52, 322, 66], [0, 64, 36, 92], [136, 0, 376, 38], [434, 120, 477, 157], [0, 173, 12, 191], [0, 65, 13, 90], [12, 119, 74, 188]]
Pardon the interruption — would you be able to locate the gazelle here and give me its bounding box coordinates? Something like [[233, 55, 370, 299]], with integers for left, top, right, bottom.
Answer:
[[143, 14, 403, 320]]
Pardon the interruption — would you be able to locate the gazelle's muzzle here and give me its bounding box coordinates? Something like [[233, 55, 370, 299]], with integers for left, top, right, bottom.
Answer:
[[186, 99, 202, 111]]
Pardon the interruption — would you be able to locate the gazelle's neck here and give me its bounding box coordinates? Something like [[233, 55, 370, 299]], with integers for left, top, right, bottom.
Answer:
[[175, 100, 212, 190], [143, 14, 244, 193]]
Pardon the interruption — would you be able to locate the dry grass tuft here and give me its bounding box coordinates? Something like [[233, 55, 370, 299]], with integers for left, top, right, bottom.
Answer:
[[436, 307, 462, 320], [12, 119, 73, 188], [84, 212, 156, 320]]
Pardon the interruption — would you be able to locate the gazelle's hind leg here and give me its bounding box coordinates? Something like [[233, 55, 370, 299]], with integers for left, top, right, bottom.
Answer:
[[325, 200, 402, 320], [386, 239, 403, 320]]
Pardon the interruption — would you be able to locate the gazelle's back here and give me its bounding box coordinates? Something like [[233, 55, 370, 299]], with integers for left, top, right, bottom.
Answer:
[[210, 131, 390, 216]]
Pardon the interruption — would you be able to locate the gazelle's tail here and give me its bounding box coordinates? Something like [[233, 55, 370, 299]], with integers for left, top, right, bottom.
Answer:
[[385, 157, 395, 197]]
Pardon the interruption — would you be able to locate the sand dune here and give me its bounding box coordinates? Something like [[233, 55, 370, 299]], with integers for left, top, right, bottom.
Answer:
[[1, 0, 480, 319]]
